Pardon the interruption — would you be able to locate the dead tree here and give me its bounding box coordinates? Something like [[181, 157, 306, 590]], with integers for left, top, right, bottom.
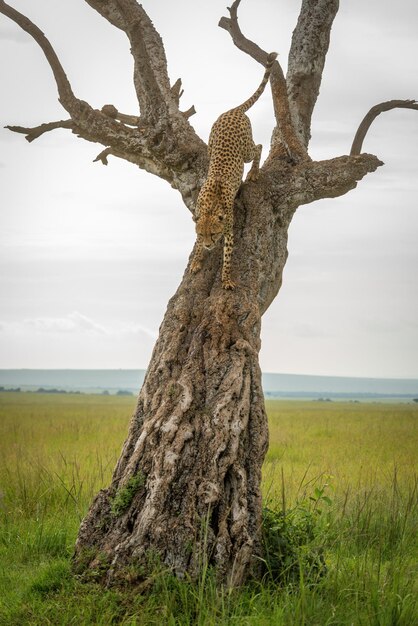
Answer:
[[1, 0, 416, 586]]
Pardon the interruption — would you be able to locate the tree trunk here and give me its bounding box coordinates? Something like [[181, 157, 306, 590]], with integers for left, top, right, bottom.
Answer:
[[74, 166, 289, 586], [73, 154, 380, 586]]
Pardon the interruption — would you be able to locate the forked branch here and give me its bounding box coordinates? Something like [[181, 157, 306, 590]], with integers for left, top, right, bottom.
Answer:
[[350, 100, 418, 155], [219, 0, 268, 65], [93, 147, 113, 165], [219, 0, 308, 163]]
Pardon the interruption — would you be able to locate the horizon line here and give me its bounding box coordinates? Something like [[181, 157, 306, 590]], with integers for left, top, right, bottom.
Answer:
[[0, 368, 417, 382]]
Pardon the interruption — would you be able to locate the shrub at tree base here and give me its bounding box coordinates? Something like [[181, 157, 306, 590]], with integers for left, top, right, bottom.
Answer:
[[261, 504, 327, 586]]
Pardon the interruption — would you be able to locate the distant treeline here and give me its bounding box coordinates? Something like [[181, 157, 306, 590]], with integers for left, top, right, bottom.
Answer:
[[0, 386, 134, 396]]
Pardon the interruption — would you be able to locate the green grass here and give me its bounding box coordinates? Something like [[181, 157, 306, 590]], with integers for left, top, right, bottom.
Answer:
[[0, 393, 417, 625]]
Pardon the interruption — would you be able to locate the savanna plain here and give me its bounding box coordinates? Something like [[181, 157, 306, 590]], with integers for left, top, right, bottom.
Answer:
[[0, 392, 417, 625]]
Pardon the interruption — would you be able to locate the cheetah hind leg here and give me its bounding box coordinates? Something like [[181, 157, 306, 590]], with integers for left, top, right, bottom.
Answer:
[[221, 231, 236, 290], [190, 236, 204, 274], [245, 144, 262, 182]]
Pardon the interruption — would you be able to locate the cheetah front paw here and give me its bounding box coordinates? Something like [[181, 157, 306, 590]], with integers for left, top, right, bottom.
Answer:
[[222, 278, 236, 290], [245, 168, 259, 183], [190, 259, 202, 274]]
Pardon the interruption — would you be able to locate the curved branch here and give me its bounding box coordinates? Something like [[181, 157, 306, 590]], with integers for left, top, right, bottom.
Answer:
[[0, 1, 77, 110], [287, 0, 340, 148], [350, 100, 418, 155], [5, 119, 73, 143], [219, 0, 308, 163]]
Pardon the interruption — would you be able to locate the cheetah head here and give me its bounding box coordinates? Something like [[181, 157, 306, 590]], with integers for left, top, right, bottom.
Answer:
[[195, 213, 225, 250]]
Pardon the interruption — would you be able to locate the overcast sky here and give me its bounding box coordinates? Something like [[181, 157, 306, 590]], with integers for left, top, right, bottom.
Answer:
[[0, 0, 417, 378]]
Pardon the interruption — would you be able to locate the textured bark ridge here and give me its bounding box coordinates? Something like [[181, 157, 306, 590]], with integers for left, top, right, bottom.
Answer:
[[1, 0, 410, 587], [74, 175, 280, 586], [76, 281, 269, 585]]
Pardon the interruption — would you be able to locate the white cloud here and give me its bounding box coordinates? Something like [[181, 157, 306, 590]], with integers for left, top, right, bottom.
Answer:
[[123, 324, 158, 340], [0, 312, 158, 370], [0, 312, 157, 340], [9, 312, 107, 335]]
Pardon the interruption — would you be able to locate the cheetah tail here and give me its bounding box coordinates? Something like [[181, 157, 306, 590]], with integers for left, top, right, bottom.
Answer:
[[237, 52, 278, 113]]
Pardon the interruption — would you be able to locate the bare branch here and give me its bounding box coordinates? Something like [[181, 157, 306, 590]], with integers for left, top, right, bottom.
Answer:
[[218, 0, 268, 65], [350, 100, 418, 155], [5, 119, 73, 142], [83, 0, 126, 30], [5, 106, 179, 187], [287, 0, 340, 147], [100, 105, 118, 120], [219, 1, 308, 163], [0, 1, 77, 110], [89, 137, 177, 183], [101, 104, 142, 127], [85, 0, 174, 118], [170, 79, 196, 117], [181, 106, 196, 120], [286, 153, 383, 212], [93, 147, 112, 165], [171, 79, 184, 105], [265, 66, 310, 165]]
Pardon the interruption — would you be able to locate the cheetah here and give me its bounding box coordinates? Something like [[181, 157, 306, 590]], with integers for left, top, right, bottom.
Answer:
[[190, 52, 277, 290]]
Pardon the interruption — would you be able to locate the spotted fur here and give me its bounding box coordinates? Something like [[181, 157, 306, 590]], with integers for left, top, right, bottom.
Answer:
[[190, 52, 277, 289]]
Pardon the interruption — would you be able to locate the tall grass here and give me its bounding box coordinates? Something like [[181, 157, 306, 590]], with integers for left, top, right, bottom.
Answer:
[[0, 392, 133, 519], [0, 393, 417, 625]]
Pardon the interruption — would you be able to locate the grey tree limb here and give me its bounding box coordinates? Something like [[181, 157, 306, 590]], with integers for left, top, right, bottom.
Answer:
[[286, 153, 384, 211], [5, 120, 74, 142], [350, 100, 418, 155], [0, 0, 77, 110], [287, 0, 340, 148], [84, 0, 174, 119], [218, 0, 268, 65]]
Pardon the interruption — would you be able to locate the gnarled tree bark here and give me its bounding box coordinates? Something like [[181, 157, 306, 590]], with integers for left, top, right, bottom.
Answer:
[[0, 0, 414, 587]]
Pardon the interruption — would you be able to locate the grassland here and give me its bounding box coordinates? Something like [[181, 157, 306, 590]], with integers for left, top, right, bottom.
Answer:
[[0, 392, 417, 625]]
